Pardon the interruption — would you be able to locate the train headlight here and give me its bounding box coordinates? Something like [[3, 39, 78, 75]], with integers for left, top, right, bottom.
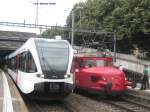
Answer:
[[101, 77, 106, 81], [64, 74, 71, 79], [125, 77, 127, 81], [36, 74, 44, 78]]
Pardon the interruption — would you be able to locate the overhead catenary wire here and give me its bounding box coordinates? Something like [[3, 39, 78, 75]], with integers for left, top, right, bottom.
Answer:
[[0, 21, 113, 34]]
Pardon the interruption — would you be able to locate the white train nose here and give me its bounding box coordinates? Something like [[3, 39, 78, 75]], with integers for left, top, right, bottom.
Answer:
[[64, 74, 71, 78]]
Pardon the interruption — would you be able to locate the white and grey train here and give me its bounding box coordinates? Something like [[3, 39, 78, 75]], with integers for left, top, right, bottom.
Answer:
[[5, 38, 74, 99]]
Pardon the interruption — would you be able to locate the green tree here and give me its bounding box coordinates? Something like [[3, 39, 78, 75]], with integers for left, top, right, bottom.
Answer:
[[41, 27, 70, 40], [65, 0, 150, 52], [42, 0, 150, 52]]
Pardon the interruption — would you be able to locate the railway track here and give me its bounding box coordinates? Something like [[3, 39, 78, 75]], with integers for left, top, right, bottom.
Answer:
[[104, 94, 150, 112], [75, 88, 150, 112], [23, 94, 77, 112], [72, 91, 127, 112], [126, 93, 150, 103], [4, 70, 77, 112]]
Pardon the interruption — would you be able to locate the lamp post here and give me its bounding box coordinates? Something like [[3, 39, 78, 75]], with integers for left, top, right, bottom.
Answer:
[[36, 0, 39, 25], [71, 9, 74, 46], [113, 30, 116, 62], [71, 6, 82, 46]]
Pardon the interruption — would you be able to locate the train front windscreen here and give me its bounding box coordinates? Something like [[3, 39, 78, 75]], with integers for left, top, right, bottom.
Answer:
[[35, 40, 69, 79]]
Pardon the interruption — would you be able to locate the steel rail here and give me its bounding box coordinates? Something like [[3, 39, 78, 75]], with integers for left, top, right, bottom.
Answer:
[[104, 97, 150, 112], [122, 97, 150, 110]]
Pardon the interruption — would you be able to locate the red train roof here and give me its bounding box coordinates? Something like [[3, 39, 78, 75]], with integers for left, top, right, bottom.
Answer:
[[74, 48, 112, 58]]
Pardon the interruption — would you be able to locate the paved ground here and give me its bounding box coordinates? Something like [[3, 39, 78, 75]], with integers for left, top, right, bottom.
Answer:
[[0, 70, 28, 112], [4, 71, 28, 112], [129, 82, 150, 92]]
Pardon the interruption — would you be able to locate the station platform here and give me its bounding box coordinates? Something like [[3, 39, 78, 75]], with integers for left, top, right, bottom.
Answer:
[[129, 83, 150, 91], [128, 83, 150, 100], [0, 69, 28, 112], [114, 53, 150, 74]]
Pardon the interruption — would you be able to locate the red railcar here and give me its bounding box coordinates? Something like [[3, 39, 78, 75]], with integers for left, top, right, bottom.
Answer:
[[72, 48, 131, 96]]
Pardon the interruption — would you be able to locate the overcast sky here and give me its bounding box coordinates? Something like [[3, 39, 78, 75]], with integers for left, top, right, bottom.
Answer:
[[0, 0, 86, 34]]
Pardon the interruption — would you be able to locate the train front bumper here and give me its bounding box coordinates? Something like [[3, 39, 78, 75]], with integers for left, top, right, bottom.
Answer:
[[34, 82, 74, 94], [89, 80, 128, 94], [89, 87, 127, 95]]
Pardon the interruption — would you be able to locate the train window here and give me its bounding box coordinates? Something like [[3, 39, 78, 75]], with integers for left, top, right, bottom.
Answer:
[[18, 54, 22, 70], [82, 60, 95, 68], [79, 60, 84, 68], [11, 57, 16, 70], [96, 60, 105, 67], [18, 52, 26, 72], [26, 52, 37, 73], [22, 53, 26, 72], [106, 61, 113, 66], [16, 55, 20, 70], [15, 56, 18, 71], [18, 52, 37, 73]]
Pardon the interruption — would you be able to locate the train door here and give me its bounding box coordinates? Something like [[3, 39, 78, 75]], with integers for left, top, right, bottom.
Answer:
[[17, 51, 38, 93], [74, 57, 82, 87], [75, 58, 91, 88], [79, 58, 96, 88], [78, 59, 87, 88]]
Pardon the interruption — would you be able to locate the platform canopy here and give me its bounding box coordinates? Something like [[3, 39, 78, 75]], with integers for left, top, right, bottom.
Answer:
[[0, 31, 37, 57]]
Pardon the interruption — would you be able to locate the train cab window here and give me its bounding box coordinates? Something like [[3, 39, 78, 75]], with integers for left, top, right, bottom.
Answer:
[[96, 60, 105, 67], [82, 60, 95, 68], [26, 52, 37, 73], [105, 61, 113, 66], [79, 61, 83, 68]]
